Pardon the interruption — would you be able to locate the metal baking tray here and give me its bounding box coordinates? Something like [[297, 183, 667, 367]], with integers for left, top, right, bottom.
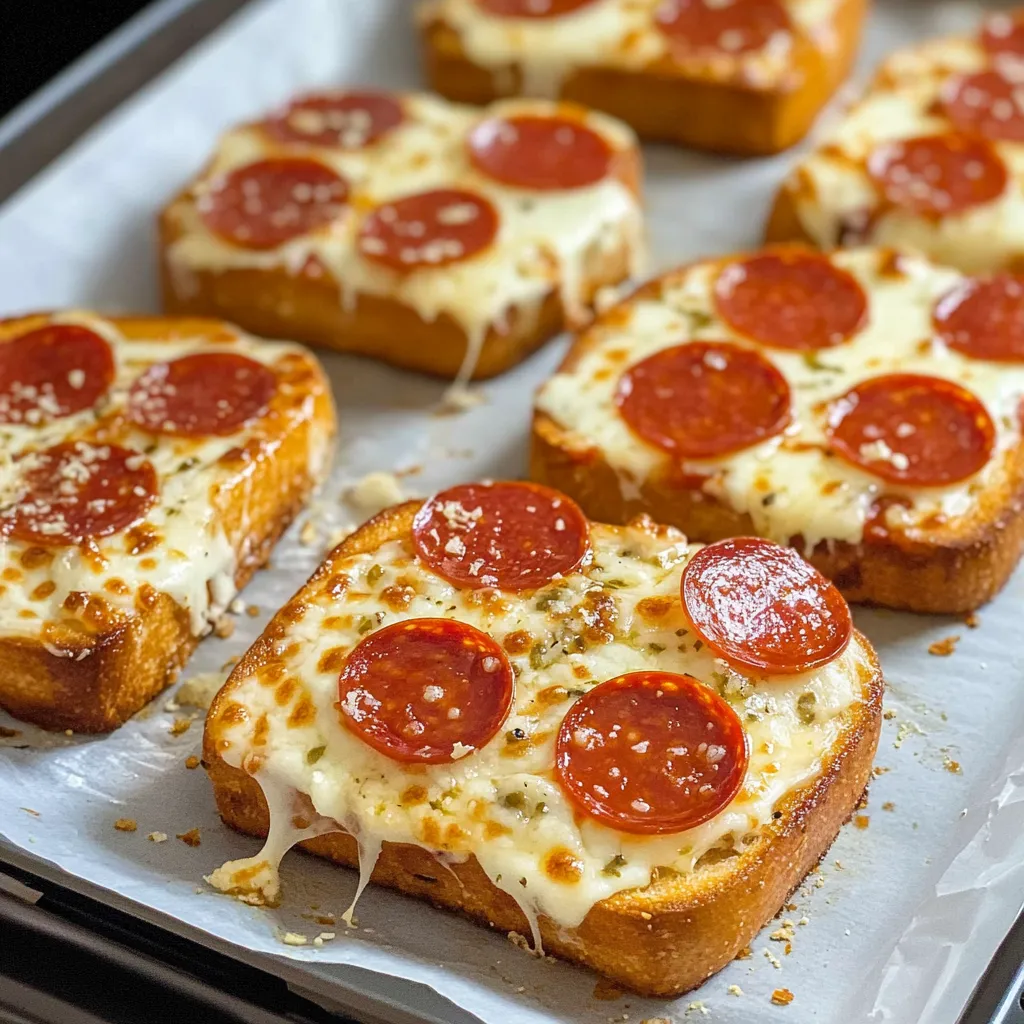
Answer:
[[0, 2, 1022, 1022]]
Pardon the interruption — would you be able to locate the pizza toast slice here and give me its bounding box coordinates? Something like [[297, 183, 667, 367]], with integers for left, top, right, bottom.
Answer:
[[532, 245, 1024, 614], [768, 7, 1024, 272], [203, 482, 881, 997], [0, 313, 335, 732], [417, 0, 867, 155], [160, 90, 643, 384]]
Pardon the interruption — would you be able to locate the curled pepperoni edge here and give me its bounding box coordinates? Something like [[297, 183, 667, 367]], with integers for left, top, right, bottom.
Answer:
[[554, 671, 750, 836], [411, 481, 590, 592], [337, 617, 515, 765], [680, 537, 853, 676]]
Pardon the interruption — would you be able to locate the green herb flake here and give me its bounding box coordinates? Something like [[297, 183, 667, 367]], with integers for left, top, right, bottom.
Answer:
[[502, 792, 526, 810], [602, 854, 628, 877], [602, 578, 629, 590], [533, 801, 549, 817], [566, 687, 587, 698], [305, 745, 326, 765], [647, 642, 666, 654], [693, 640, 704, 652], [367, 564, 384, 586], [675, 628, 689, 638], [802, 352, 842, 373], [535, 589, 566, 611], [356, 615, 375, 635], [529, 643, 546, 671], [797, 691, 818, 725], [685, 309, 713, 331]]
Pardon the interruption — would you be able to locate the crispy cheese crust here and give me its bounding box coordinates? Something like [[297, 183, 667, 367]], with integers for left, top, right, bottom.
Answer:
[[204, 502, 883, 997], [0, 314, 336, 732], [418, 0, 868, 155]]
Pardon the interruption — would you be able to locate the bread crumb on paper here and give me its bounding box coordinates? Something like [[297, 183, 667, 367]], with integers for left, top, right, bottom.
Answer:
[[147, 831, 168, 843], [770, 920, 795, 942], [20, 807, 39, 817], [176, 672, 227, 711], [229, 597, 245, 614], [735, 945, 752, 960], [943, 755, 962, 774], [883, 708, 897, 720], [928, 635, 959, 656], [114, 818, 137, 832], [299, 520, 319, 547], [280, 931, 308, 946], [312, 931, 336, 947], [964, 611, 980, 628], [185, 755, 201, 770], [169, 718, 192, 737], [344, 471, 405, 516], [686, 1000, 710, 1015], [727, 984, 744, 996], [176, 828, 201, 847], [763, 947, 782, 969], [212, 614, 235, 639], [771, 988, 795, 1006]]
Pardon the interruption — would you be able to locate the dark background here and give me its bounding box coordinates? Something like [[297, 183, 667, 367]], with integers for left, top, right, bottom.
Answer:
[[2, 0, 157, 116]]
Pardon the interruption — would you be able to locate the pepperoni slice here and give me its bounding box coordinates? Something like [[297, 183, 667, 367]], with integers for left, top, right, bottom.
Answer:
[[127, 352, 277, 437], [476, 0, 598, 17], [338, 618, 514, 764], [0, 324, 114, 426], [826, 373, 995, 487], [357, 189, 499, 271], [940, 71, 1024, 144], [263, 91, 404, 149], [467, 115, 612, 191], [554, 671, 748, 835], [681, 538, 852, 675], [615, 342, 790, 460], [198, 158, 349, 249], [981, 11, 1024, 58], [654, 0, 791, 57], [0, 442, 157, 547], [412, 481, 589, 591], [714, 251, 868, 351], [866, 134, 1007, 218], [934, 274, 1024, 362]]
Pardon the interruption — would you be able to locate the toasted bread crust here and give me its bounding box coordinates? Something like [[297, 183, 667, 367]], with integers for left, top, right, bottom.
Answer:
[[204, 502, 884, 997], [0, 314, 336, 733], [158, 142, 643, 381], [528, 255, 1024, 614], [418, 0, 867, 155]]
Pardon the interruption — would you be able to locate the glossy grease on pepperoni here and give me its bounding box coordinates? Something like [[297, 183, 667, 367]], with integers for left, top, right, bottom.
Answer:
[[934, 274, 1024, 362], [412, 481, 589, 591], [127, 352, 277, 436], [476, 0, 598, 17], [981, 11, 1024, 58], [555, 671, 748, 835], [0, 324, 114, 425], [357, 188, 499, 270], [467, 115, 612, 191], [714, 251, 868, 351], [338, 618, 514, 764], [867, 134, 1007, 218], [655, 0, 791, 56], [941, 71, 1024, 144], [263, 91, 404, 148], [0, 442, 157, 547], [681, 537, 852, 675], [615, 342, 791, 460], [198, 158, 349, 249], [826, 373, 995, 486]]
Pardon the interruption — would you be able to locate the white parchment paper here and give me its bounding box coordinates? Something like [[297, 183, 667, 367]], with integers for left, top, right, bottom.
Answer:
[[2, 2, 1024, 1022]]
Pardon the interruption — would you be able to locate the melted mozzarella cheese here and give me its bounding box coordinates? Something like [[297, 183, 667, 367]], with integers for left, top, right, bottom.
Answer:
[[209, 519, 872, 933], [0, 312, 333, 643], [535, 248, 1024, 549], [783, 33, 1024, 272], [164, 95, 645, 386], [417, 0, 843, 96]]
